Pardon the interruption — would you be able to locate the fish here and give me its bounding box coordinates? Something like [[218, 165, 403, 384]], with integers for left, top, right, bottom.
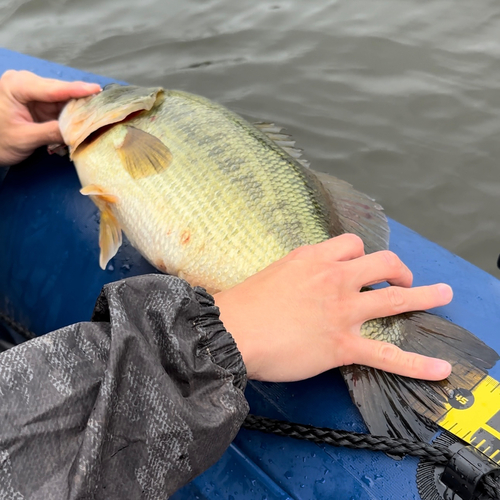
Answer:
[[59, 84, 388, 291], [59, 83, 499, 443]]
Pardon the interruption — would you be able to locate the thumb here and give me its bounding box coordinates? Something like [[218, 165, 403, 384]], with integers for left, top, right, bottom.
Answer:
[[345, 336, 452, 381], [22, 121, 63, 151]]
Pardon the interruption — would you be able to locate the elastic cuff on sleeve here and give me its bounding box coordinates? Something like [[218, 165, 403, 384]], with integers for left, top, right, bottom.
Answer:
[[193, 287, 247, 392]]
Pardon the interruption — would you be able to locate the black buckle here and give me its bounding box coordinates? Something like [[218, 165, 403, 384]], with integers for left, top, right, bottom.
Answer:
[[441, 443, 500, 500]]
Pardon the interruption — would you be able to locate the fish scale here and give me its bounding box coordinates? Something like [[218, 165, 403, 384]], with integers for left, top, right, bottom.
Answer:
[[130, 90, 331, 288], [158, 91, 330, 238]]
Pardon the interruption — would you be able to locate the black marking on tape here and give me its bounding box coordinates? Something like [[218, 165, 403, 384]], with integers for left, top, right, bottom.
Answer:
[[448, 388, 474, 410]]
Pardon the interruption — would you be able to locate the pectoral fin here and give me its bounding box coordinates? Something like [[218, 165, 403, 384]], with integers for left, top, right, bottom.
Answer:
[[116, 126, 173, 179], [80, 184, 122, 269]]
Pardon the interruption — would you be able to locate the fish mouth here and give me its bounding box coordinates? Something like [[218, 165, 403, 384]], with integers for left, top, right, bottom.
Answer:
[[59, 84, 164, 157]]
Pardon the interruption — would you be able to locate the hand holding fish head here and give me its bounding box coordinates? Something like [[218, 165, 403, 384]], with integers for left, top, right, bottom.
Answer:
[[0, 70, 100, 166]]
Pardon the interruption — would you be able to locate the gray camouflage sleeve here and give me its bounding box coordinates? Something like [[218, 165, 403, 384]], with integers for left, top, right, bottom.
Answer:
[[0, 274, 249, 499]]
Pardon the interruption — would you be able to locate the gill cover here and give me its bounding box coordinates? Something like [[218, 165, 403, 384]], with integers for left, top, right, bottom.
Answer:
[[59, 83, 164, 156]]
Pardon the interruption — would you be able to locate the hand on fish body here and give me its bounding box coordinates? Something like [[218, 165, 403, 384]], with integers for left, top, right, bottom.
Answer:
[[215, 233, 453, 383]]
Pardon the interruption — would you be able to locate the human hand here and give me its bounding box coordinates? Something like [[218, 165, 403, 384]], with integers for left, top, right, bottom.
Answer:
[[214, 234, 453, 383], [0, 70, 101, 166]]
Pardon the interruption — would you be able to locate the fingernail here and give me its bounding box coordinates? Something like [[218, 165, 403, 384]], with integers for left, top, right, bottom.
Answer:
[[438, 283, 453, 301], [83, 83, 101, 92], [435, 359, 452, 379]]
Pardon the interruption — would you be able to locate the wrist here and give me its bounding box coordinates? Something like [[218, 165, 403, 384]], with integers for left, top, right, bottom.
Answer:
[[213, 289, 262, 380]]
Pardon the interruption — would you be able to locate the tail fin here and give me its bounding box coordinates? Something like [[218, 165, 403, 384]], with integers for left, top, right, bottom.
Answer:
[[341, 312, 499, 442]]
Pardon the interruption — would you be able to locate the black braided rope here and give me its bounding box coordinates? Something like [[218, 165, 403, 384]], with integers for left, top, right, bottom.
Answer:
[[243, 414, 500, 499], [243, 414, 452, 464], [483, 475, 500, 499], [0, 311, 35, 341]]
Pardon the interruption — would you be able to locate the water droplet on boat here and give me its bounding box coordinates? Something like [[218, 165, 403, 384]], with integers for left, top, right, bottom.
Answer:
[[362, 475, 374, 487]]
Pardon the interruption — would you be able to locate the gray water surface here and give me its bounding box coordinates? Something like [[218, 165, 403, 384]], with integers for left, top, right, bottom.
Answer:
[[2, 0, 500, 275]]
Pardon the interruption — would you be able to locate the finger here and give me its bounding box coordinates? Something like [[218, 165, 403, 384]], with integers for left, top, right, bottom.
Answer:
[[346, 337, 452, 380], [284, 233, 366, 264], [327, 234, 366, 261], [353, 283, 453, 323], [6, 70, 100, 104], [344, 250, 413, 289], [21, 121, 63, 150]]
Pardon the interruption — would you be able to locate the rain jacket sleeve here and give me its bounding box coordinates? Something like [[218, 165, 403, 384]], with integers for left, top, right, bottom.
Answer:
[[0, 274, 249, 499]]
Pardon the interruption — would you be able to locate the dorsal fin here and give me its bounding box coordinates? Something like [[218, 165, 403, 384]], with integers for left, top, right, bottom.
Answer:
[[313, 170, 390, 253], [254, 122, 308, 164], [254, 121, 388, 252], [253, 122, 283, 134]]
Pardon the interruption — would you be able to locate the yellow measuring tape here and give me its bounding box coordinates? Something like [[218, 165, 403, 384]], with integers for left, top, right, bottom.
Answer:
[[434, 375, 500, 463]]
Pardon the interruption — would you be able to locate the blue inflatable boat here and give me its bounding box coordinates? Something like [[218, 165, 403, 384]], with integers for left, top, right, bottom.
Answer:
[[1, 48, 500, 500]]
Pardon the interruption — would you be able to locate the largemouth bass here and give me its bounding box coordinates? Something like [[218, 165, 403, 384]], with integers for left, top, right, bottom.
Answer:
[[60, 84, 388, 292], [59, 84, 498, 442]]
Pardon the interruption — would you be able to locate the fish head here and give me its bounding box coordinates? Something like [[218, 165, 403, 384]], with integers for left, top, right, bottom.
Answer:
[[59, 83, 164, 157]]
